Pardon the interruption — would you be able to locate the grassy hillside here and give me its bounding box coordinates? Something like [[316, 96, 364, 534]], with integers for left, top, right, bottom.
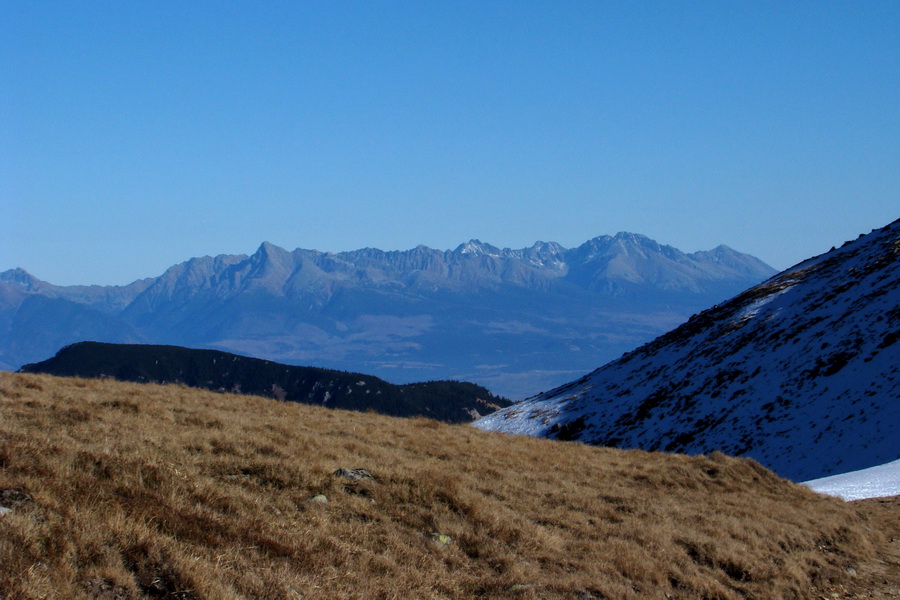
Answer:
[[0, 372, 887, 599]]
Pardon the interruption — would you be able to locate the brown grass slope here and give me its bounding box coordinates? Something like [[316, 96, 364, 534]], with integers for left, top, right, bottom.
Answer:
[[0, 372, 887, 600]]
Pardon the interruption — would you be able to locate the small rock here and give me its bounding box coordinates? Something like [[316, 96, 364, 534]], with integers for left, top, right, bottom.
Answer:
[[0, 506, 11, 517], [0, 489, 32, 506], [421, 532, 452, 550], [333, 468, 375, 482], [83, 578, 131, 600], [309, 494, 329, 505]]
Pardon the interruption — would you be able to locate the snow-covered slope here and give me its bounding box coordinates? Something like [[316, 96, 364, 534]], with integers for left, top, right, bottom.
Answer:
[[475, 220, 900, 481], [804, 458, 900, 501]]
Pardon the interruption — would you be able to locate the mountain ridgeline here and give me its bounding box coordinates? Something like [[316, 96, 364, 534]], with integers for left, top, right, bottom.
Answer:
[[20, 342, 510, 423], [0, 233, 776, 398], [475, 219, 900, 481]]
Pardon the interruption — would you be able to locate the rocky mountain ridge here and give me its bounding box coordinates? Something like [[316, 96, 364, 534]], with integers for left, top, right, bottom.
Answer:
[[474, 220, 900, 480], [0, 233, 776, 397]]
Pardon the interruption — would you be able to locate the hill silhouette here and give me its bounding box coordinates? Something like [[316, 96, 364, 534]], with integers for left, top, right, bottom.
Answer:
[[19, 342, 509, 423]]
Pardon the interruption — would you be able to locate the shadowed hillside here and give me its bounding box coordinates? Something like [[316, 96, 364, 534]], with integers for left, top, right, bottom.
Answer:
[[0, 372, 891, 600], [477, 220, 900, 481], [19, 342, 510, 423]]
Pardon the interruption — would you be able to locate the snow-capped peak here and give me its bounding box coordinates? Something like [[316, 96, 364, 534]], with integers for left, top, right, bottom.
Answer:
[[455, 239, 503, 257]]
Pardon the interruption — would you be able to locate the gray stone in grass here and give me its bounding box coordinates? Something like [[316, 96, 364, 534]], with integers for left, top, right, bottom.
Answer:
[[421, 532, 452, 550], [333, 468, 375, 482], [309, 494, 329, 505], [0, 489, 32, 506]]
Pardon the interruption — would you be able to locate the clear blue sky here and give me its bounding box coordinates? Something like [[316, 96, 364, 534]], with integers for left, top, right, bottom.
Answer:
[[2, 1, 898, 286]]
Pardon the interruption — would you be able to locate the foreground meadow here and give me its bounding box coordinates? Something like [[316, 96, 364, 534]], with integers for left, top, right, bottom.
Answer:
[[0, 372, 891, 599]]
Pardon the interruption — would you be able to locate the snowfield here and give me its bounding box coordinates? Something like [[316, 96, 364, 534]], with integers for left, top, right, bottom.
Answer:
[[804, 458, 900, 501]]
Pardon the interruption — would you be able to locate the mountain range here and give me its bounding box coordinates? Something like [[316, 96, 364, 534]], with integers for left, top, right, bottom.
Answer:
[[0, 233, 776, 398], [475, 219, 900, 481]]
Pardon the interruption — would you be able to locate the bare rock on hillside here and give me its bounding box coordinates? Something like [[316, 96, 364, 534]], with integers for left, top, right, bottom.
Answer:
[[333, 468, 376, 482], [421, 532, 453, 550], [0, 489, 32, 508]]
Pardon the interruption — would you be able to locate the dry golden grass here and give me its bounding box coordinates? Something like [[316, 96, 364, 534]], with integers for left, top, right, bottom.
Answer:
[[0, 372, 885, 599]]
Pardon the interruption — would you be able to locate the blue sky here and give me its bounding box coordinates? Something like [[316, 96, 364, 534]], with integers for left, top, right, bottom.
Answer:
[[2, 1, 898, 286]]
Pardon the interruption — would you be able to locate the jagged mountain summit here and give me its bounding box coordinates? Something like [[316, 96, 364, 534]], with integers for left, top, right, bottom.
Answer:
[[0, 233, 775, 398], [475, 220, 900, 481]]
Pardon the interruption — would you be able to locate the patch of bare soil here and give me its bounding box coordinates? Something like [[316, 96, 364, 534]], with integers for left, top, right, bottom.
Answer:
[[818, 495, 900, 599]]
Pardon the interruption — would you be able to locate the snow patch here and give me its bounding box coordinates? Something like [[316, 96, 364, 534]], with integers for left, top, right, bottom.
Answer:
[[804, 459, 900, 501]]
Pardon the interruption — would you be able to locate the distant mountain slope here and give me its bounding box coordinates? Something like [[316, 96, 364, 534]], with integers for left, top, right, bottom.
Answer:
[[0, 295, 146, 371], [19, 342, 510, 423], [1, 233, 776, 397], [475, 219, 900, 481]]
